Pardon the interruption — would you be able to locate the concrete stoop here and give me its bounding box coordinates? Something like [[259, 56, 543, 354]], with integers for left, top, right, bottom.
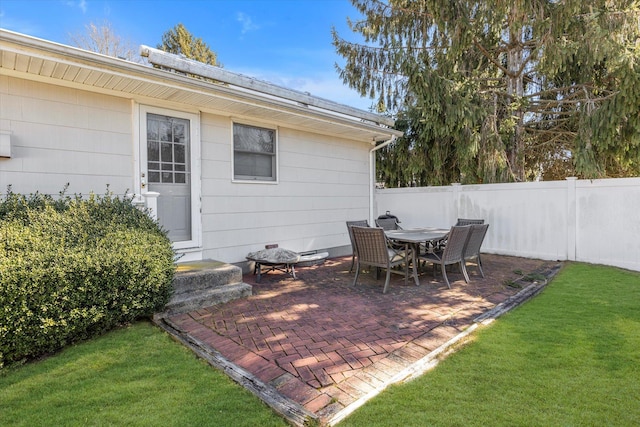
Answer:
[[158, 260, 252, 317]]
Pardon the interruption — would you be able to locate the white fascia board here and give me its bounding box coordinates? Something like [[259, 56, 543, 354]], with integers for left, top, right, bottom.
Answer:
[[140, 45, 396, 128]]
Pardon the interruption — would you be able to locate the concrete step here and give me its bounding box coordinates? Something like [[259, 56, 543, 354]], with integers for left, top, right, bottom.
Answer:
[[163, 282, 252, 316], [158, 259, 252, 317], [172, 260, 243, 294]]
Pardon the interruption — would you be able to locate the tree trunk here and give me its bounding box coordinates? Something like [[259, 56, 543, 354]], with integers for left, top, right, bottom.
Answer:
[[506, 11, 526, 181]]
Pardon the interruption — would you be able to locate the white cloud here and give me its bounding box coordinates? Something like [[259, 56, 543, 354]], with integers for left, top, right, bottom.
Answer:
[[236, 12, 259, 34], [64, 0, 87, 13], [234, 67, 374, 111]]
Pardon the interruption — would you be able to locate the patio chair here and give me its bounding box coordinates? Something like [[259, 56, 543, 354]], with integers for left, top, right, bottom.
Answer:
[[462, 223, 490, 278], [351, 226, 411, 293], [419, 225, 472, 288], [375, 217, 403, 231], [456, 218, 485, 226], [346, 220, 369, 273]]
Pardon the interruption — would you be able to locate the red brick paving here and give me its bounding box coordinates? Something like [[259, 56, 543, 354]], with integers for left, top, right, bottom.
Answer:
[[166, 254, 556, 425]]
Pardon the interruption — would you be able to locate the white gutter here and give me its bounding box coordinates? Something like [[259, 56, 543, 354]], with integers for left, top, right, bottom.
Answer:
[[369, 136, 397, 225], [140, 45, 396, 128], [0, 30, 402, 143]]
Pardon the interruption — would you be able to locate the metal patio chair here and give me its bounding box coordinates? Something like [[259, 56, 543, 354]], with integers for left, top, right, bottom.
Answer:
[[456, 218, 485, 226], [346, 220, 369, 273], [462, 223, 490, 278], [419, 225, 472, 288], [351, 226, 411, 294]]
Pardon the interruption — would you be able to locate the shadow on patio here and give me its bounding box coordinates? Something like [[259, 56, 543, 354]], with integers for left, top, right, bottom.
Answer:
[[157, 254, 560, 426]]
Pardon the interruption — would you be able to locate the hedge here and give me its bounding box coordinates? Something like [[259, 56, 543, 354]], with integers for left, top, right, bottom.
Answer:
[[0, 187, 175, 368]]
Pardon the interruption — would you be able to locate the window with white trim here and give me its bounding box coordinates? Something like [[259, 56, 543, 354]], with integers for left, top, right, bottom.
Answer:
[[233, 123, 277, 181]]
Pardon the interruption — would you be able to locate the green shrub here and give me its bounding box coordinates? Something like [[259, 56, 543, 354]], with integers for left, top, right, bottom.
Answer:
[[0, 187, 175, 368]]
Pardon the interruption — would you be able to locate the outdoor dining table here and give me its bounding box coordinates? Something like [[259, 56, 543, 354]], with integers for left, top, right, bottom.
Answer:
[[384, 227, 449, 286]]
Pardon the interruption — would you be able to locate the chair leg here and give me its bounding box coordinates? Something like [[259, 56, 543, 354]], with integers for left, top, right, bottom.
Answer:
[[460, 261, 470, 283], [352, 262, 361, 287], [477, 255, 485, 278], [383, 268, 391, 294], [349, 254, 356, 272], [441, 263, 451, 289]]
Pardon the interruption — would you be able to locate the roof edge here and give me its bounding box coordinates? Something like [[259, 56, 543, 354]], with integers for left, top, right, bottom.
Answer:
[[139, 45, 395, 128]]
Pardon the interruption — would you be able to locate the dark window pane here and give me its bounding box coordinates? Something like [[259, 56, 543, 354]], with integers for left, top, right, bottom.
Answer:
[[148, 141, 159, 161], [161, 172, 173, 183], [175, 173, 186, 183], [160, 121, 171, 141], [252, 154, 274, 177], [148, 162, 160, 171], [233, 123, 274, 154], [173, 123, 186, 143], [149, 171, 160, 183], [175, 164, 185, 171], [161, 143, 172, 162], [174, 144, 185, 164], [162, 163, 173, 171], [147, 119, 159, 141], [234, 152, 274, 178]]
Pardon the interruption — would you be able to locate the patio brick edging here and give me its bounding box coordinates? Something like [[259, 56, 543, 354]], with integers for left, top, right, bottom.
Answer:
[[326, 262, 563, 426], [153, 315, 320, 426]]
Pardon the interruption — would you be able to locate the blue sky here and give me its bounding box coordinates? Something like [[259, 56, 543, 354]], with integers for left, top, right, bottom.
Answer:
[[0, 0, 373, 110]]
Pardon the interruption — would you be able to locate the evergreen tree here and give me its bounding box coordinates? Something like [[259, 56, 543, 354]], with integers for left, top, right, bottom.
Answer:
[[334, 0, 640, 185], [158, 23, 221, 66]]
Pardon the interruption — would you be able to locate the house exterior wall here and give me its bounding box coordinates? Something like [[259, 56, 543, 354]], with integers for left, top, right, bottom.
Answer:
[[200, 114, 370, 262], [0, 75, 369, 264], [376, 177, 640, 272], [0, 75, 133, 195]]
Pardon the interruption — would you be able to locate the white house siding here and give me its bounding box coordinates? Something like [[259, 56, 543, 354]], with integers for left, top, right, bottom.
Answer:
[[376, 177, 640, 272], [200, 113, 370, 263], [0, 76, 133, 195], [0, 76, 374, 265]]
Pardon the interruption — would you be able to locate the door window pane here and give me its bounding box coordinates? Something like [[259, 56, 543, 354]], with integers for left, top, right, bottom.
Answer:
[[174, 144, 185, 164], [162, 172, 173, 183], [147, 114, 190, 184]]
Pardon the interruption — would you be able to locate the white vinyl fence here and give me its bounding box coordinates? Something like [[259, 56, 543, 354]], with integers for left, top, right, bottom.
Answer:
[[375, 177, 640, 272]]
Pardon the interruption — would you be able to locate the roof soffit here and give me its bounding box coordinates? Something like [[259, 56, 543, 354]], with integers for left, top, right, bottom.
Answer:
[[0, 30, 402, 143]]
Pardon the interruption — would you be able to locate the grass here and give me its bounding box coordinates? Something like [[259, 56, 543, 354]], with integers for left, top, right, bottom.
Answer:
[[338, 263, 640, 426], [2, 263, 638, 426], [0, 321, 287, 426]]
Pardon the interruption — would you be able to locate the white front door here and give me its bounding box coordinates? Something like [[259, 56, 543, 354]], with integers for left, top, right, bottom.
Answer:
[[139, 106, 201, 250]]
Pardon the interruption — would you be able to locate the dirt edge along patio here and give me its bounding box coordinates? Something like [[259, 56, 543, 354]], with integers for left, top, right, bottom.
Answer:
[[155, 254, 561, 426]]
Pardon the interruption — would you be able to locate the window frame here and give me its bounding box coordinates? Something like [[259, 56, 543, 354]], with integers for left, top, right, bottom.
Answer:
[[231, 121, 279, 183]]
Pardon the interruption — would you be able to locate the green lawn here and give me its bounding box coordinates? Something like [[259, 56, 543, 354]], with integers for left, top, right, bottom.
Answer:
[[0, 321, 287, 427], [1, 263, 638, 427], [339, 263, 640, 426]]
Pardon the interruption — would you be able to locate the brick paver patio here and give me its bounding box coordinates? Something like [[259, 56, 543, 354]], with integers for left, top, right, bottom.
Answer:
[[161, 254, 558, 426]]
